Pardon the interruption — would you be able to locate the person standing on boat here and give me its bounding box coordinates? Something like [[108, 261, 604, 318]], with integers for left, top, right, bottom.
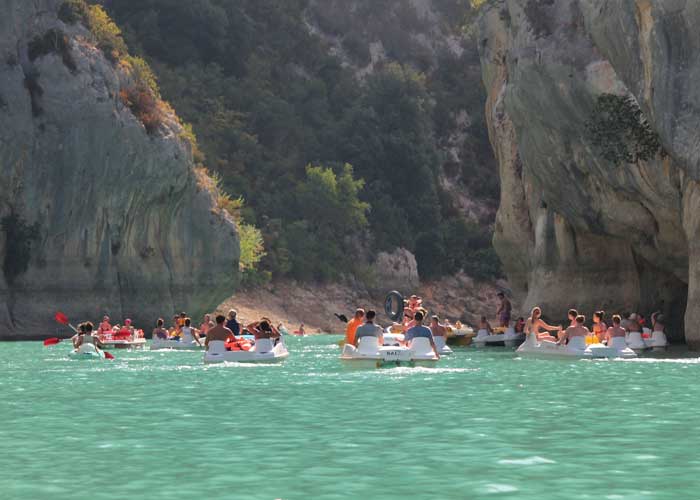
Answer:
[[496, 292, 512, 327], [226, 309, 241, 336], [354, 310, 383, 346], [404, 311, 440, 357], [524, 307, 562, 341], [559, 315, 589, 344], [205, 315, 233, 348], [345, 309, 365, 345]]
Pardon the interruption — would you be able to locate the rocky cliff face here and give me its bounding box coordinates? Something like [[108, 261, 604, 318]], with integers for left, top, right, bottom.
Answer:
[[479, 0, 700, 346], [0, 0, 238, 339]]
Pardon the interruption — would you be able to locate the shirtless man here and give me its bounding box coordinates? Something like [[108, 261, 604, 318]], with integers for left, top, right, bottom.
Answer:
[[605, 315, 626, 344], [559, 315, 589, 344], [496, 292, 512, 328], [407, 295, 422, 312], [205, 315, 233, 348], [429, 316, 447, 338]]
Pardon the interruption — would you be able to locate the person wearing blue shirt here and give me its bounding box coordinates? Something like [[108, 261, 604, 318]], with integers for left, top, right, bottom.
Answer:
[[404, 311, 440, 357]]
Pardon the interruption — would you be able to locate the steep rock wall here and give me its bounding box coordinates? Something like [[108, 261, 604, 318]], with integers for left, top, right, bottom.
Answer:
[[0, 0, 239, 339], [479, 0, 697, 345]]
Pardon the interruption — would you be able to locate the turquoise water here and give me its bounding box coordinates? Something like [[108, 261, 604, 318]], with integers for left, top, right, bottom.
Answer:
[[2, 336, 700, 499]]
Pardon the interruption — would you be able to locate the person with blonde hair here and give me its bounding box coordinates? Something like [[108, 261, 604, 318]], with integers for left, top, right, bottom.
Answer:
[[524, 307, 562, 342]]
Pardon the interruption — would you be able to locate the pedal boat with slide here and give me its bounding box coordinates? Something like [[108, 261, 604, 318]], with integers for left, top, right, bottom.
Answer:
[[516, 334, 637, 359], [203, 338, 289, 364], [341, 336, 440, 368]]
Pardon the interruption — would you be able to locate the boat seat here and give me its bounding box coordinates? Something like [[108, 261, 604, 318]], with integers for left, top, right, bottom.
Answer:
[[609, 336, 627, 350], [358, 336, 380, 355], [253, 338, 274, 353], [207, 340, 226, 355], [434, 336, 447, 350], [567, 336, 586, 350], [409, 337, 434, 357]]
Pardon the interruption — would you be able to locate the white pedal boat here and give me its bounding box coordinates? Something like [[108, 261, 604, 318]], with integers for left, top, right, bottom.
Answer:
[[98, 336, 147, 350], [203, 339, 289, 364], [627, 329, 668, 352], [516, 335, 636, 359], [150, 338, 204, 350], [382, 331, 453, 355], [69, 343, 106, 360], [340, 336, 439, 368], [473, 328, 526, 347]]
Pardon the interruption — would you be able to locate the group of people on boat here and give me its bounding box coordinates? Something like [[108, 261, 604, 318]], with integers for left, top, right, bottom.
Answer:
[[149, 308, 284, 351], [523, 307, 667, 345]]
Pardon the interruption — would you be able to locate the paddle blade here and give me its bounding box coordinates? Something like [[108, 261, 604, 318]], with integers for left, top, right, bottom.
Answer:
[[43, 337, 60, 346], [104, 351, 115, 360], [55, 312, 69, 325], [335, 313, 348, 323]]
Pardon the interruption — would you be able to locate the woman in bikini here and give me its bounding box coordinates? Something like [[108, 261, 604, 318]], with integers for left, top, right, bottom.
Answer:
[[524, 307, 562, 342], [591, 311, 607, 343]]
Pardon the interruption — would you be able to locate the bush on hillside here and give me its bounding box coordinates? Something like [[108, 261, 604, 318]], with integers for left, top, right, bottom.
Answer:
[[28, 29, 77, 73]]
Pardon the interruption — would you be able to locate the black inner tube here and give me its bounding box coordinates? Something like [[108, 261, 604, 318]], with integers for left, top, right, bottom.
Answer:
[[384, 291, 404, 322]]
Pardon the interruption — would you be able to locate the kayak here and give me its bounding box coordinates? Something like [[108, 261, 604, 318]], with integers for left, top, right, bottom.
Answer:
[[340, 336, 439, 368], [69, 343, 106, 360], [203, 338, 289, 364], [473, 327, 525, 347], [516, 334, 636, 359]]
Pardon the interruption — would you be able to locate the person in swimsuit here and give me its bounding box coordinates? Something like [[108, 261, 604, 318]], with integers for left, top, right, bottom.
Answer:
[[496, 292, 512, 328], [246, 319, 281, 341], [181, 318, 202, 346], [98, 316, 111, 335], [74, 322, 104, 350], [605, 314, 626, 343], [199, 314, 212, 337], [478, 316, 494, 334], [514, 317, 525, 334], [524, 307, 562, 341], [559, 315, 589, 344], [205, 315, 233, 348], [591, 311, 607, 343], [430, 315, 447, 338], [152, 318, 168, 340], [407, 295, 422, 312], [72, 322, 86, 348], [651, 312, 666, 334]]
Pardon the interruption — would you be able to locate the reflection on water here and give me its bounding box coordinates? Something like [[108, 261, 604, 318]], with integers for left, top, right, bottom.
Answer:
[[1, 336, 700, 499]]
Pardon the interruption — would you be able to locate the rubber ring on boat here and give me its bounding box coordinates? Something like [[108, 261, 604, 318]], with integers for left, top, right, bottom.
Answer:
[[384, 291, 404, 322]]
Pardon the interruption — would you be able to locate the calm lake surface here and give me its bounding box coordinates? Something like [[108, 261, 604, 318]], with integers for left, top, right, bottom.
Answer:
[[2, 336, 699, 499]]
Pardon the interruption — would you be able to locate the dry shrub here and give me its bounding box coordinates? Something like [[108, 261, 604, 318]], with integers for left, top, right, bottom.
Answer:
[[119, 86, 162, 134]]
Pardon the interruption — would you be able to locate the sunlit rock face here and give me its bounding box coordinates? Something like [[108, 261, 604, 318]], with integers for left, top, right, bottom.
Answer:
[[0, 0, 238, 338], [479, 0, 700, 346]]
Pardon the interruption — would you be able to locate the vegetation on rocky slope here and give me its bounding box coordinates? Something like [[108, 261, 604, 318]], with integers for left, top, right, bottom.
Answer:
[[86, 0, 500, 283]]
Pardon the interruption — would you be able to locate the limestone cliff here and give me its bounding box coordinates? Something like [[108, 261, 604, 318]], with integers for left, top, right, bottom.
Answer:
[[479, 0, 700, 346], [0, 0, 239, 339]]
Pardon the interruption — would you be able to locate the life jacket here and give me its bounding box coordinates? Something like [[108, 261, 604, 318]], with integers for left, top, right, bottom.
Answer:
[[225, 337, 252, 351]]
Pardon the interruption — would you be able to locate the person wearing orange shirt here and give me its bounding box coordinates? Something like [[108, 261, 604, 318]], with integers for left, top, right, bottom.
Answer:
[[345, 308, 365, 345]]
